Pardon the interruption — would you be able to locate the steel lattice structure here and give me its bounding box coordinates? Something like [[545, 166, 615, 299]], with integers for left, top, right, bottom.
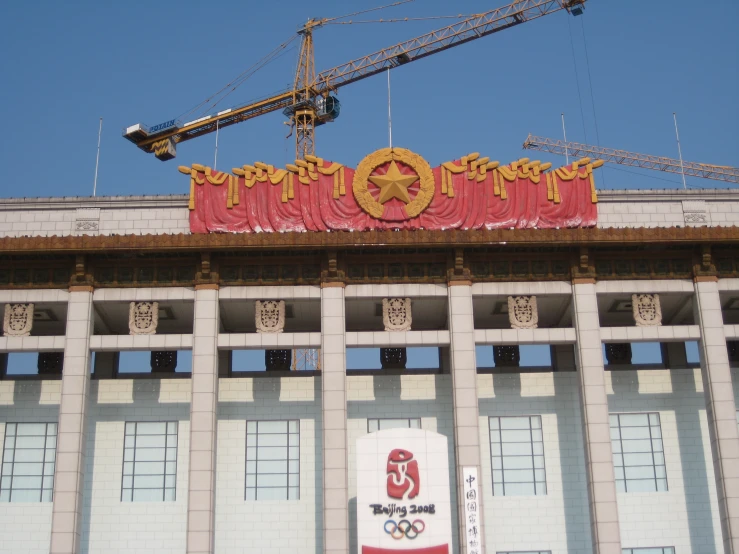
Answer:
[[125, 0, 586, 160], [523, 134, 739, 184]]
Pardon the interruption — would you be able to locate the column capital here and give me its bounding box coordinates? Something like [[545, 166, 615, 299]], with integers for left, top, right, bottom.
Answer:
[[194, 283, 219, 290], [68, 285, 94, 292], [447, 279, 472, 287], [694, 275, 718, 283], [321, 281, 346, 288], [572, 277, 596, 285]]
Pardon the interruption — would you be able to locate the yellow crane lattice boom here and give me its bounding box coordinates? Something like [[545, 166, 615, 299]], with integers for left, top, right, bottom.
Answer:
[[125, 0, 587, 160]]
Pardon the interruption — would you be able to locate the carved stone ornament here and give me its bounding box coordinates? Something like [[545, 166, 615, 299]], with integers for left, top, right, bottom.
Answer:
[[508, 296, 538, 329], [632, 293, 662, 327], [129, 302, 159, 335], [382, 298, 412, 332], [255, 300, 285, 333], [3, 303, 34, 337]]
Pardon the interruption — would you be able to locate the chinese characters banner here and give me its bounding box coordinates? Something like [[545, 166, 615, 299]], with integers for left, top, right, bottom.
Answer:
[[463, 467, 483, 554]]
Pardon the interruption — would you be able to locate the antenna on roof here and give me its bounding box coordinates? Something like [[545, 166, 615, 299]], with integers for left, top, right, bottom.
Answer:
[[561, 113, 569, 165], [673, 113, 687, 190], [93, 118, 103, 197], [387, 68, 393, 149], [214, 119, 220, 170]]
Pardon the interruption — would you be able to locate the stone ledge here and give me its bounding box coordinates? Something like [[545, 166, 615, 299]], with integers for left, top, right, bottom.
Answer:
[[1, 225, 738, 253]]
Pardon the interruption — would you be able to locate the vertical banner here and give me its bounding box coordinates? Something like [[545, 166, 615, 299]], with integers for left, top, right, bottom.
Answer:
[[357, 428, 453, 553], [462, 467, 483, 554]]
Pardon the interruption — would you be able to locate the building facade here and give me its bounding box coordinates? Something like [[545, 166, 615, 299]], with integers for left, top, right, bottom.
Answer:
[[0, 149, 738, 554]]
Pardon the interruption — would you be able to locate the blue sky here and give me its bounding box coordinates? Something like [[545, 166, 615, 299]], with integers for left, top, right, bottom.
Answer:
[[0, 0, 737, 199]]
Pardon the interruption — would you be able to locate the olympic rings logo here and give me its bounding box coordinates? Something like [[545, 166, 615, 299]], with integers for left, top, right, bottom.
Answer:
[[384, 519, 425, 540]]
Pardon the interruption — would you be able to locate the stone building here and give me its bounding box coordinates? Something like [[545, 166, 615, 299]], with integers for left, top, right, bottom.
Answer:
[[0, 148, 737, 554]]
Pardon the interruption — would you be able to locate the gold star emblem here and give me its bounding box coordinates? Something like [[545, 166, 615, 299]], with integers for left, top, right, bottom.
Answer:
[[368, 161, 419, 204]]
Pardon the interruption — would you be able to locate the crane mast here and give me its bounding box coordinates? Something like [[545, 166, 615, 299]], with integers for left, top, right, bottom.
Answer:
[[124, 0, 587, 160], [523, 134, 739, 184]]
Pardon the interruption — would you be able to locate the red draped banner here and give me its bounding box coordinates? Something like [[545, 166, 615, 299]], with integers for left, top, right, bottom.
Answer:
[[182, 147, 600, 233]]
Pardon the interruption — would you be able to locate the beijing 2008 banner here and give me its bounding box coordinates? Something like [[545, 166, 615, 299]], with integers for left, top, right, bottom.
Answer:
[[356, 428, 453, 553]]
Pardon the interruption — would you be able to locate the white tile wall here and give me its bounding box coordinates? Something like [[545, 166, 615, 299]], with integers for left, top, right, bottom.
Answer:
[[4, 192, 739, 237], [81, 380, 191, 554], [605, 369, 724, 553], [347, 373, 459, 554], [215, 377, 322, 554], [477, 372, 592, 554], [0, 381, 60, 554], [0, 202, 189, 238]]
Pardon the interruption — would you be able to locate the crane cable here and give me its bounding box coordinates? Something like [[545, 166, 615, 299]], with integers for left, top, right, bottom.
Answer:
[[324, 14, 486, 25], [566, 14, 588, 145], [319, 0, 417, 25], [175, 1, 417, 121], [579, 14, 605, 186], [176, 34, 300, 121]]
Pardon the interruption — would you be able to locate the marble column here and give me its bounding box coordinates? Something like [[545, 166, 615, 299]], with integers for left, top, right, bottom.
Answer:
[[50, 288, 93, 554], [186, 285, 220, 554], [572, 281, 622, 554], [321, 284, 349, 554], [694, 278, 739, 553], [447, 282, 486, 554]]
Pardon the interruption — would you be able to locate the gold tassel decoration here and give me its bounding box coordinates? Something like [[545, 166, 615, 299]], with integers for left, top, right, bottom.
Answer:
[[232, 174, 240, 206], [226, 175, 234, 209]]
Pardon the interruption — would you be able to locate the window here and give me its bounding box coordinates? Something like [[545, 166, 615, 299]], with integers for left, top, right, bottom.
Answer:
[[121, 421, 178, 502], [246, 420, 299, 500], [610, 413, 667, 493], [621, 546, 675, 554], [0, 422, 57, 502], [489, 415, 546, 496], [368, 418, 421, 433]]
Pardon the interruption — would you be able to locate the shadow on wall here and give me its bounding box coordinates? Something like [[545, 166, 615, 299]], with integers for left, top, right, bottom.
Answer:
[[478, 372, 593, 554], [609, 369, 718, 553], [217, 376, 324, 554], [79, 379, 191, 554]]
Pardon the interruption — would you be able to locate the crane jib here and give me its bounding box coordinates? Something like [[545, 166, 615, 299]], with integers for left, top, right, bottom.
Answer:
[[124, 0, 589, 160]]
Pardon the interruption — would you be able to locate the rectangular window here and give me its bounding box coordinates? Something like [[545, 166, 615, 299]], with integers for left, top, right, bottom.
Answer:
[[621, 546, 675, 554], [246, 420, 299, 500], [367, 418, 421, 433], [489, 415, 546, 496], [0, 422, 57, 502], [610, 413, 667, 493], [121, 421, 178, 502]]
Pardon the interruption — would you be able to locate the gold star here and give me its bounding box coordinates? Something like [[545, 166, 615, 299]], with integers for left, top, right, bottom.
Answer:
[[368, 161, 419, 204]]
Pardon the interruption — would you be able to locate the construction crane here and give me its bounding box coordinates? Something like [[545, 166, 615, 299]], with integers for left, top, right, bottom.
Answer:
[[124, 0, 588, 161], [523, 134, 739, 184]]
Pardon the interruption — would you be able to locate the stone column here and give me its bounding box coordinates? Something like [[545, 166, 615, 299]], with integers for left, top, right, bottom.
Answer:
[[572, 281, 621, 554], [186, 285, 220, 554], [694, 278, 739, 553], [321, 283, 349, 554], [50, 288, 94, 554], [447, 282, 486, 554]]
